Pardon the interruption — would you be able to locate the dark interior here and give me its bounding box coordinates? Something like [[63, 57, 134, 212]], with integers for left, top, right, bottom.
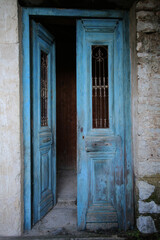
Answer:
[[56, 24, 76, 170]]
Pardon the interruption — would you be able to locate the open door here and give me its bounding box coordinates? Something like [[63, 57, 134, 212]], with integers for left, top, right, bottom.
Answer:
[[32, 21, 56, 225], [77, 19, 126, 230]]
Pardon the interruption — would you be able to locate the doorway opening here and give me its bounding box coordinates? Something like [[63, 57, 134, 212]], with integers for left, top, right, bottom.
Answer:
[[30, 16, 77, 235], [55, 19, 77, 204], [23, 9, 132, 233]]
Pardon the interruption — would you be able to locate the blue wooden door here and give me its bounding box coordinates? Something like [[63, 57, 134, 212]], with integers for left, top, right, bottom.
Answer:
[[32, 21, 56, 225], [77, 19, 125, 230]]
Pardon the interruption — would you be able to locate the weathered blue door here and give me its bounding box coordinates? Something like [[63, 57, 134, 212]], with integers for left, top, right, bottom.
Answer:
[[77, 19, 125, 230], [32, 21, 56, 225]]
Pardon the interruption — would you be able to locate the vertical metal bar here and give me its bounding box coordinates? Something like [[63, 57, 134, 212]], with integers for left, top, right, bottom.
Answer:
[[103, 58, 106, 128], [99, 49, 102, 128], [41, 52, 43, 126], [42, 53, 44, 126], [43, 54, 45, 126], [46, 55, 48, 126], [42, 52, 44, 126], [95, 55, 98, 128], [45, 56, 46, 126], [44, 54, 46, 126], [45, 55, 47, 126]]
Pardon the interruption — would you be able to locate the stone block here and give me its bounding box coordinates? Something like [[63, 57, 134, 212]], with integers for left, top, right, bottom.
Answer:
[[137, 62, 151, 79], [137, 42, 142, 51], [137, 32, 160, 53], [136, 0, 160, 11], [138, 181, 155, 200], [139, 200, 160, 213], [137, 21, 158, 33], [138, 162, 160, 177], [137, 216, 157, 233], [136, 11, 155, 20]]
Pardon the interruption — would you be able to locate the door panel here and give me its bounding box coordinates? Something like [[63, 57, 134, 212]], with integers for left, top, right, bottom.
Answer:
[[32, 21, 56, 225], [77, 19, 125, 230]]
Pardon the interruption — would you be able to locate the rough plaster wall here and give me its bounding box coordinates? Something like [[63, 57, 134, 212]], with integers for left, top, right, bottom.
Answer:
[[135, 0, 160, 233], [0, 0, 22, 236]]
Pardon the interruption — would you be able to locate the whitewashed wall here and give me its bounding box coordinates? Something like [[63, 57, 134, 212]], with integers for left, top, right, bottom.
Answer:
[[0, 0, 22, 236]]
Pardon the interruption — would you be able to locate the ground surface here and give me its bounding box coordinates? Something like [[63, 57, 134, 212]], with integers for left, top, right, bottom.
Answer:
[[22, 170, 159, 239], [1, 170, 159, 239], [24, 170, 77, 236]]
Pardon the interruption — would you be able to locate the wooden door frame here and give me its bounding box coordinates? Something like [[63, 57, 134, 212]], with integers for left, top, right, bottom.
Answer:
[[22, 7, 133, 231]]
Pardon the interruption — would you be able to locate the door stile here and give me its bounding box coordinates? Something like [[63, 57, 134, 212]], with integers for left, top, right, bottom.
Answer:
[[113, 20, 125, 229], [32, 21, 56, 225], [76, 20, 89, 229]]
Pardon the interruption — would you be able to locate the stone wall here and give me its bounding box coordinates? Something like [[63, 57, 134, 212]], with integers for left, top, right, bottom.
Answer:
[[135, 0, 160, 233], [0, 0, 22, 236]]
